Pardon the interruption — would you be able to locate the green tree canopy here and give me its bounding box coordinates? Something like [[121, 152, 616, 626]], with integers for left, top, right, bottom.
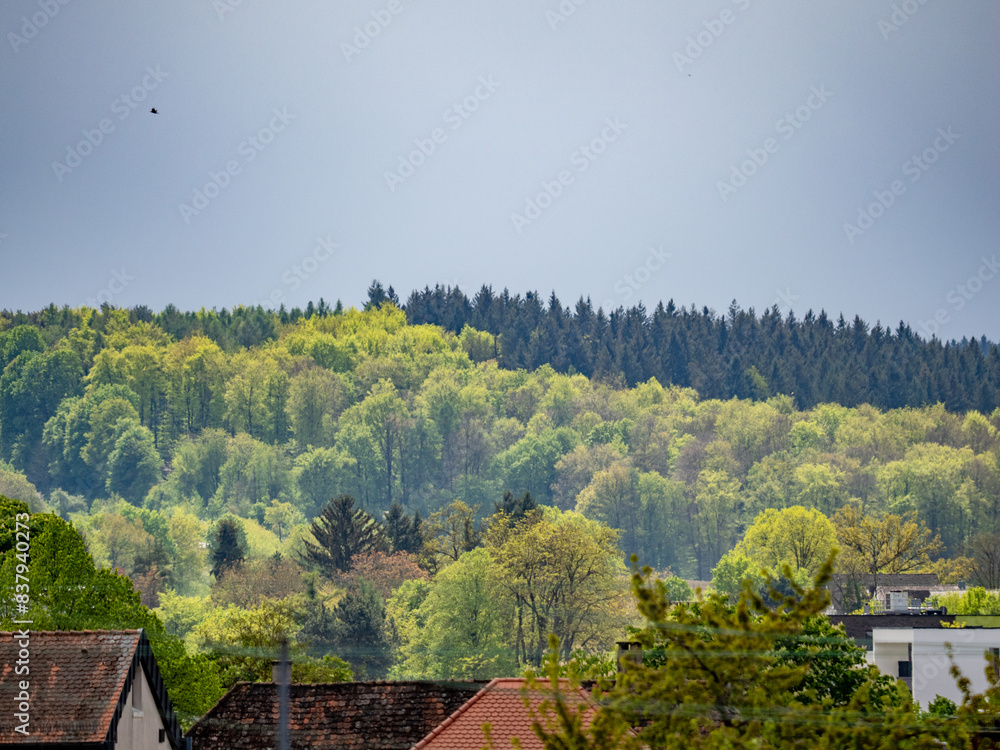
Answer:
[[390, 547, 516, 680], [105, 422, 161, 503], [736, 506, 838, 577], [485, 507, 626, 665]]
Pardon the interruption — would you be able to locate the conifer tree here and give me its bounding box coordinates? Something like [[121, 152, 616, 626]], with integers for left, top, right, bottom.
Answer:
[[495, 490, 537, 521], [383, 501, 424, 554], [210, 517, 245, 579], [301, 494, 388, 576]]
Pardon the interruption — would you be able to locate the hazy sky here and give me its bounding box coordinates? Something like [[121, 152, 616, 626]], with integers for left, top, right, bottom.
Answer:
[[1, 0, 997, 341]]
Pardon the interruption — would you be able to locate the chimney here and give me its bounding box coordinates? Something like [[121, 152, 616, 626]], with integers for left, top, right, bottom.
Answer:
[[272, 658, 291, 684], [616, 641, 642, 673]]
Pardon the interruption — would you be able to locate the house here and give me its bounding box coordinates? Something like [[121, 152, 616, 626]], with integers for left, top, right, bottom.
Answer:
[[871, 626, 1000, 707], [185, 680, 485, 749], [829, 612, 955, 651], [0, 629, 185, 750], [413, 677, 599, 750], [828, 573, 941, 613]]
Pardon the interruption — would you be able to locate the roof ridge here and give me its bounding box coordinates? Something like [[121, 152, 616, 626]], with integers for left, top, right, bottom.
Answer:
[[105, 630, 143, 748], [411, 677, 598, 749], [185, 681, 253, 735], [0, 629, 143, 635], [412, 677, 502, 750]]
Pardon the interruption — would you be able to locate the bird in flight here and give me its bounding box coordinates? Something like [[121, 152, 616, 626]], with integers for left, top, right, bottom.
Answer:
[[150, 108, 158, 114]]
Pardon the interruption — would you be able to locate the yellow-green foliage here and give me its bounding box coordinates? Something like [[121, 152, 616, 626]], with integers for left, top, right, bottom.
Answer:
[[242, 517, 281, 558], [3, 304, 999, 587], [932, 587, 1000, 615], [156, 591, 213, 641]]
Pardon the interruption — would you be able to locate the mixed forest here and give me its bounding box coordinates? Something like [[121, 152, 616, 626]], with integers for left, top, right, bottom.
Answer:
[[2, 288, 1000, 729]]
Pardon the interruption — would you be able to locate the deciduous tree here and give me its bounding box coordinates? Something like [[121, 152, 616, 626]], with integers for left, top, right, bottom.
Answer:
[[736, 506, 838, 577], [834, 505, 942, 595], [485, 508, 626, 665], [263, 499, 305, 542], [390, 547, 515, 679], [424, 499, 480, 567], [969, 532, 1000, 589], [105, 422, 161, 503]]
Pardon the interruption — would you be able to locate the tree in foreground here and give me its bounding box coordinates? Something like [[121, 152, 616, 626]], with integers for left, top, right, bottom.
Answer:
[[520, 555, 980, 749]]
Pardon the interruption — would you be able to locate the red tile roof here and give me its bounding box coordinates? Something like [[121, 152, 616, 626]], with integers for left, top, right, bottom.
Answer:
[[0, 629, 183, 747], [413, 678, 598, 750], [186, 680, 486, 749]]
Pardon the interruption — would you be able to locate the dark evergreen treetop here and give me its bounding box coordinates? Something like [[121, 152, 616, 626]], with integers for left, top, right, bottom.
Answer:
[[383, 501, 424, 555], [210, 517, 246, 579], [401, 283, 1000, 412], [365, 281, 399, 311], [495, 490, 537, 521], [301, 494, 389, 576]]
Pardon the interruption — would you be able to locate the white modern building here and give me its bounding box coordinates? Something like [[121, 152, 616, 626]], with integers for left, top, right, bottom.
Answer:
[[871, 627, 1000, 707]]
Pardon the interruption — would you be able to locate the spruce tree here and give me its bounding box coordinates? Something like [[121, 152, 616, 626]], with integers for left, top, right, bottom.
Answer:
[[210, 517, 246, 579], [383, 501, 424, 554], [301, 494, 388, 576], [495, 490, 537, 521]]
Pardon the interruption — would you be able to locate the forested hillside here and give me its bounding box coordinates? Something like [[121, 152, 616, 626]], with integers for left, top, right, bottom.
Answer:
[[1, 299, 998, 581], [2, 296, 1000, 713], [400, 283, 1000, 412]]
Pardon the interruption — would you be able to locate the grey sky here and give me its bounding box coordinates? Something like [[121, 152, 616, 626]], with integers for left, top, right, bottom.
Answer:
[[1, 0, 997, 341]]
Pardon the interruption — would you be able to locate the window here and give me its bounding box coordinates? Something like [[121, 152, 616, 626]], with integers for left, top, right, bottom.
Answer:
[[131, 674, 143, 718]]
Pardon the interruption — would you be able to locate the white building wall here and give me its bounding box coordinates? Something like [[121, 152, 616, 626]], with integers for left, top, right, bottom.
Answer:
[[113, 665, 169, 750], [873, 628, 1000, 708], [872, 640, 910, 682]]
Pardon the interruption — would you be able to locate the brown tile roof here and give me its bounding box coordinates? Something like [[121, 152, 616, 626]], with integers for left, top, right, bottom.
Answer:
[[186, 680, 486, 750], [413, 678, 598, 750], [0, 629, 183, 748]]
